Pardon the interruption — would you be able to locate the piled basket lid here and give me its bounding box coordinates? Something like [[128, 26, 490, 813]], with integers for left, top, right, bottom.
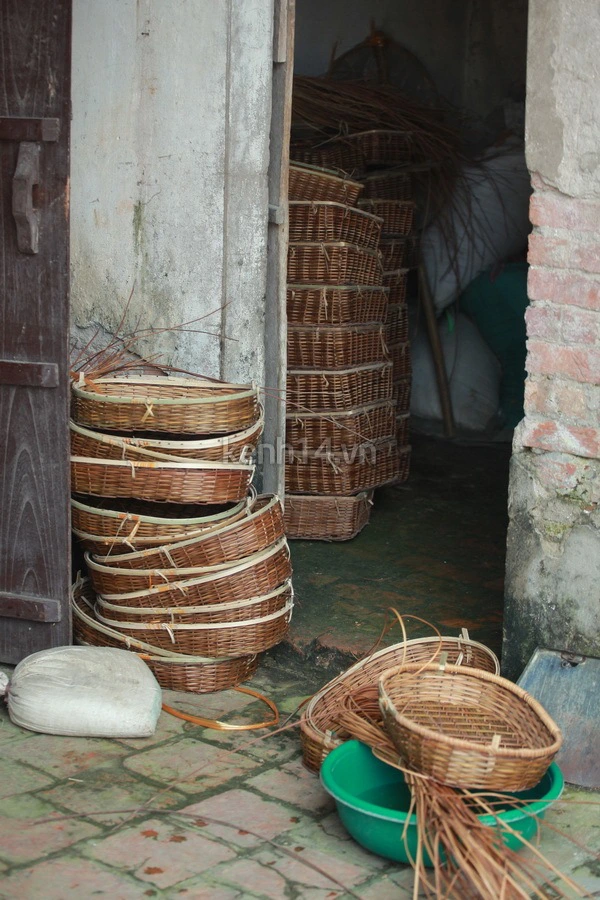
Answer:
[[70, 370, 293, 692], [286, 160, 403, 541]]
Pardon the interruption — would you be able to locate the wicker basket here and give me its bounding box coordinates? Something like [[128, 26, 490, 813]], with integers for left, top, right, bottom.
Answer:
[[284, 492, 373, 542], [363, 168, 413, 200], [380, 238, 408, 272], [286, 401, 396, 451], [386, 302, 408, 345], [71, 375, 260, 435], [287, 242, 382, 286], [388, 341, 412, 379], [395, 445, 411, 484], [71, 456, 254, 505], [396, 413, 410, 448], [287, 285, 389, 327], [291, 143, 367, 179], [379, 664, 563, 791], [382, 268, 409, 304], [287, 362, 394, 413], [94, 589, 293, 656], [95, 540, 292, 609], [119, 418, 263, 462], [94, 494, 284, 570], [289, 202, 382, 250], [71, 495, 250, 545], [287, 325, 387, 370], [393, 377, 412, 412], [286, 439, 400, 495], [289, 163, 363, 205], [348, 130, 412, 167], [300, 633, 500, 772], [358, 200, 415, 236]]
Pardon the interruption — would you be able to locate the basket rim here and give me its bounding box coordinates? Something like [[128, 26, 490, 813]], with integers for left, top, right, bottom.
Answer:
[[287, 324, 385, 335], [289, 200, 383, 224], [287, 361, 392, 376], [286, 399, 396, 421], [97, 578, 292, 616], [289, 161, 363, 187], [287, 284, 389, 295], [95, 598, 294, 632], [71, 494, 250, 526], [378, 663, 563, 759], [72, 376, 258, 408], [288, 241, 381, 258], [121, 416, 264, 452], [285, 491, 373, 506], [71, 455, 254, 473]]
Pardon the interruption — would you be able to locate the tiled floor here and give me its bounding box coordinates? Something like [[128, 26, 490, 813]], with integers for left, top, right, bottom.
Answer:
[[0, 434, 597, 898]]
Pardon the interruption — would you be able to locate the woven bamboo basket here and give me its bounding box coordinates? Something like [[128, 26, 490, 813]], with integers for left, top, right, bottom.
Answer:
[[300, 633, 500, 772], [358, 200, 414, 236], [71, 456, 254, 505], [284, 492, 373, 542], [287, 325, 388, 370], [382, 267, 409, 302], [393, 377, 412, 412], [71, 375, 260, 435], [287, 361, 394, 412], [71, 421, 181, 463], [289, 163, 363, 205], [119, 417, 263, 462], [388, 341, 412, 379], [386, 302, 409, 345], [96, 539, 292, 609], [94, 590, 293, 656], [379, 663, 563, 791], [286, 401, 396, 452], [380, 238, 408, 272], [72, 579, 259, 692], [291, 142, 367, 179], [287, 242, 382, 286], [348, 130, 412, 166], [287, 285, 389, 327], [94, 495, 284, 570], [396, 413, 410, 448], [289, 202, 382, 249], [286, 439, 400, 495], [71, 495, 250, 545], [363, 168, 413, 200], [395, 445, 411, 483]]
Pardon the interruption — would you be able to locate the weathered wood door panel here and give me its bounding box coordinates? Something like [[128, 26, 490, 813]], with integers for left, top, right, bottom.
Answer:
[[0, 0, 72, 662]]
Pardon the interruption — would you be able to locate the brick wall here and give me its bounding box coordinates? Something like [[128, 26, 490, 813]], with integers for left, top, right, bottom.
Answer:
[[518, 182, 600, 487]]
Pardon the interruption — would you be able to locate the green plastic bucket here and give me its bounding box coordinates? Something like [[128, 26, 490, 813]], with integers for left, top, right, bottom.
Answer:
[[320, 740, 563, 866]]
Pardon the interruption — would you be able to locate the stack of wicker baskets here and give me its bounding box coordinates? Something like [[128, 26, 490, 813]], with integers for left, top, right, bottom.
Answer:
[[285, 160, 401, 541], [70, 372, 293, 693]]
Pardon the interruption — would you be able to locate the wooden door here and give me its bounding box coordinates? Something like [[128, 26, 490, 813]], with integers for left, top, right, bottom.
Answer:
[[0, 0, 72, 662]]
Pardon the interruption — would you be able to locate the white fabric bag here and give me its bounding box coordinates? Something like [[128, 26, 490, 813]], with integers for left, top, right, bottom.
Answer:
[[0, 646, 162, 737]]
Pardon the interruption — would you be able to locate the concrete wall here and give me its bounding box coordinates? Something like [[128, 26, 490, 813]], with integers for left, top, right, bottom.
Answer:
[[294, 0, 527, 118], [70, 0, 274, 384], [503, 0, 600, 677]]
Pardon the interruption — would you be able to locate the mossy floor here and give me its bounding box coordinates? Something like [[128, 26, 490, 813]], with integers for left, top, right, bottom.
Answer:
[[287, 433, 511, 665]]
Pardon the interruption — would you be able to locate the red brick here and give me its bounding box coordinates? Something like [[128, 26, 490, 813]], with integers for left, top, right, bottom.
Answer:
[[520, 418, 600, 458], [526, 339, 600, 384], [533, 454, 593, 493], [525, 305, 561, 342], [528, 267, 600, 310], [530, 193, 600, 232], [561, 306, 600, 345], [525, 376, 598, 426], [528, 232, 600, 274]]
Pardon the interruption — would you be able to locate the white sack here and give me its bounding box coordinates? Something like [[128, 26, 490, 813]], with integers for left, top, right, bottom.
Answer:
[[422, 143, 531, 314], [1, 646, 162, 737], [410, 313, 501, 432]]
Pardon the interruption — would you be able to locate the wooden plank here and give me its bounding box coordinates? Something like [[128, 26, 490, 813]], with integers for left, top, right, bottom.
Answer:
[[0, 593, 62, 623], [272, 0, 288, 63], [0, 0, 72, 663], [0, 117, 60, 142], [0, 360, 59, 388]]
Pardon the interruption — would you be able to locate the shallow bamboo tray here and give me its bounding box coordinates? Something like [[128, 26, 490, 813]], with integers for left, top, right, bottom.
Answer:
[[287, 361, 394, 413], [300, 633, 500, 771], [386, 302, 409, 345], [71, 495, 250, 545], [287, 325, 387, 369], [363, 168, 413, 200], [287, 242, 382, 286], [358, 200, 415, 236], [71, 456, 254, 505], [289, 162, 363, 205], [379, 663, 563, 791], [94, 494, 284, 570], [119, 418, 263, 462], [388, 341, 412, 379], [95, 539, 292, 609], [286, 438, 400, 495], [287, 285, 388, 327], [289, 202, 382, 249], [72, 375, 260, 434], [286, 401, 396, 452], [284, 492, 373, 542]]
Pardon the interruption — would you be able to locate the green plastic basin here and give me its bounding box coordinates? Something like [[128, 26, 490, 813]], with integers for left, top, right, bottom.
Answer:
[[320, 740, 563, 866]]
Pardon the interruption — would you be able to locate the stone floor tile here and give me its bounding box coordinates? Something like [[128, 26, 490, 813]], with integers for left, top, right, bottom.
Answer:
[[246, 758, 334, 813], [181, 788, 306, 848], [254, 844, 372, 892], [0, 757, 56, 799], [0, 857, 147, 899], [123, 737, 257, 794], [200, 726, 299, 765], [165, 882, 241, 899], [283, 813, 394, 874], [38, 766, 187, 825], [0, 794, 100, 865], [82, 816, 235, 889], [208, 857, 291, 899], [0, 709, 35, 747], [1, 733, 129, 778]]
